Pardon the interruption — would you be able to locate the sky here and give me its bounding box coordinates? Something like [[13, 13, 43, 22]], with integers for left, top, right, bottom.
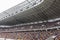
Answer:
[[0, 0, 25, 13]]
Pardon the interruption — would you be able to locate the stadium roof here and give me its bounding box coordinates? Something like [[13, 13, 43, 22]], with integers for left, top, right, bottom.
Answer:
[[0, 0, 60, 25]]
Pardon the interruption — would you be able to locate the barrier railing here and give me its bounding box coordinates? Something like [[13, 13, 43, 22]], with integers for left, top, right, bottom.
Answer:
[[0, 26, 60, 33]]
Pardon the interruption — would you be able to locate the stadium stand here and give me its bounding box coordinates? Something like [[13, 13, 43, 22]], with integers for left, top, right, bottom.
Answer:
[[0, 0, 60, 40], [0, 20, 60, 40]]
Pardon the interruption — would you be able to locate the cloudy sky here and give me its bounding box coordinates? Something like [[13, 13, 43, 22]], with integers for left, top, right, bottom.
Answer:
[[0, 0, 25, 13]]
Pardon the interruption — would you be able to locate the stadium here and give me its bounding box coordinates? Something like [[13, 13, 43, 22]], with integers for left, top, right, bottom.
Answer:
[[0, 0, 60, 40]]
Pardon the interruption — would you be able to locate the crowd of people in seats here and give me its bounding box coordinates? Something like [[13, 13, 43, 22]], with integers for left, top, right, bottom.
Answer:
[[0, 21, 60, 40], [0, 20, 60, 32], [3, 21, 59, 32], [0, 32, 16, 39], [54, 35, 60, 40], [0, 29, 60, 40], [13, 21, 60, 30]]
